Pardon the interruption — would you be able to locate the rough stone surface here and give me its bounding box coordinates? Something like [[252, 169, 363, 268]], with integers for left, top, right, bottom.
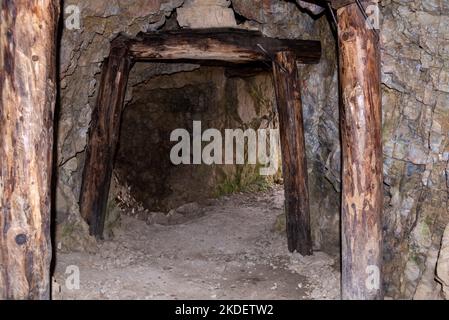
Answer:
[[112, 66, 280, 216], [176, 0, 237, 28], [380, 0, 449, 299], [296, 0, 326, 15]]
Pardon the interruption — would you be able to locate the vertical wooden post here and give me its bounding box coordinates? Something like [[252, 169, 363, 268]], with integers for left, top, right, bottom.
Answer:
[[79, 47, 132, 237], [337, 3, 383, 299], [0, 0, 59, 299], [272, 51, 313, 256]]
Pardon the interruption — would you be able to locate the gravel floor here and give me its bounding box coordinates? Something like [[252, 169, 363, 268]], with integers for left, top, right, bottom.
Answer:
[[52, 187, 340, 300]]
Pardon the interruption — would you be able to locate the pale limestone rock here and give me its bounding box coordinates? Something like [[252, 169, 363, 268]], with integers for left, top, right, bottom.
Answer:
[[404, 259, 421, 283], [414, 246, 442, 299], [176, 0, 236, 28], [296, 0, 325, 15], [438, 69, 449, 93], [381, 1, 449, 298]]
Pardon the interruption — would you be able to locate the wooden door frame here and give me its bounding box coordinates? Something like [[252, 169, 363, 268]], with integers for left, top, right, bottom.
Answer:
[[79, 28, 321, 256]]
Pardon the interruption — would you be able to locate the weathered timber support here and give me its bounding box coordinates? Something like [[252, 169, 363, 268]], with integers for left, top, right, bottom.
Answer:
[[128, 28, 321, 64], [78, 29, 321, 242], [272, 51, 313, 256], [0, 0, 59, 299], [337, 3, 383, 299], [79, 46, 132, 238]]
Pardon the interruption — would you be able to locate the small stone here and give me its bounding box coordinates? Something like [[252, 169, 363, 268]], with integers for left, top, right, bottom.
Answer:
[[168, 212, 185, 224], [150, 212, 169, 225], [175, 202, 201, 217]]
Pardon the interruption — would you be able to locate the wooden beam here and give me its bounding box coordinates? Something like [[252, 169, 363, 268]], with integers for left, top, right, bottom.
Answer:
[[79, 47, 132, 238], [272, 51, 313, 256], [300, 0, 360, 10], [337, 3, 383, 299], [0, 0, 59, 299], [125, 28, 321, 65]]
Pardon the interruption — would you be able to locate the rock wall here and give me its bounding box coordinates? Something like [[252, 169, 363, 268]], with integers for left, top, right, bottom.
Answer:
[[380, 0, 449, 299], [56, 0, 186, 251]]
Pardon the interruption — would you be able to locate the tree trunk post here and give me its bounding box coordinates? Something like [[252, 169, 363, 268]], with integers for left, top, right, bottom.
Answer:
[[0, 0, 60, 299], [79, 47, 132, 238], [272, 51, 313, 256], [337, 3, 383, 300]]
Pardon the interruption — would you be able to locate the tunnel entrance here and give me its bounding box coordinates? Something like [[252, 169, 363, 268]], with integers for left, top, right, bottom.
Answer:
[[111, 65, 280, 218], [52, 32, 342, 299], [0, 0, 395, 301], [78, 28, 321, 255]]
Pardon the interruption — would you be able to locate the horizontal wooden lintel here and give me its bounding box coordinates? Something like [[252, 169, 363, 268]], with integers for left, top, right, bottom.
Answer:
[[112, 28, 321, 65], [300, 0, 368, 10]]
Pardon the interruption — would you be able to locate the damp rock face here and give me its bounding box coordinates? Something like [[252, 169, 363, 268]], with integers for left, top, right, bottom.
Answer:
[[380, 0, 449, 299]]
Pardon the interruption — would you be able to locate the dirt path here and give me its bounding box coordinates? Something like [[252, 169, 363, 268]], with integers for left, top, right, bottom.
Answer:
[[52, 187, 340, 300]]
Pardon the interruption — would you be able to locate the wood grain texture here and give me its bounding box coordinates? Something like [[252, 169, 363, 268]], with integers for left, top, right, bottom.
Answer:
[[272, 51, 313, 256], [337, 3, 383, 300], [300, 0, 360, 10], [0, 0, 59, 299], [125, 28, 321, 65], [79, 47, 132, 238]]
